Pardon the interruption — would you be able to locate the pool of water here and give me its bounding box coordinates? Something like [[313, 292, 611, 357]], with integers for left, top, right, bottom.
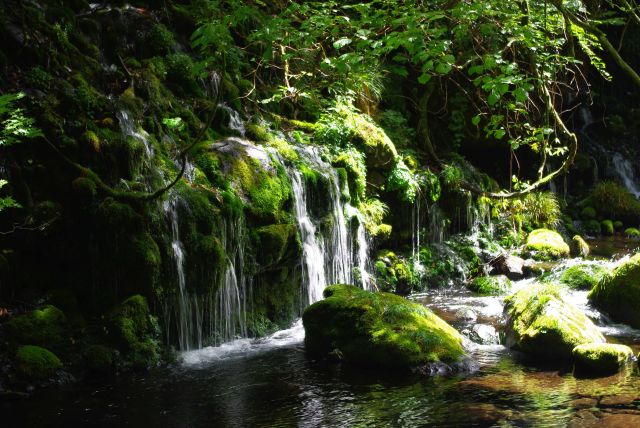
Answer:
[[4, 264, 640, 427]]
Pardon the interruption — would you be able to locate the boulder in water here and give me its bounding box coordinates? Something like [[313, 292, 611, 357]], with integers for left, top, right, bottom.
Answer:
[[572, 343, 634, 375], [523, 229, 570, 261], [303, 284, 466, 371], [489, 254, 524, 280], [589, 253, 640, 328], [570, 235, 590, 258], [504, 283, 605, 359]]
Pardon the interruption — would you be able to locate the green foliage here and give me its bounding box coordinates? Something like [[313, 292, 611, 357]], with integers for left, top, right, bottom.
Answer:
[[360, 198, 389, 236], [15, 345, 62, 380], [0, 92, 43, 146], [379, 110, 416, 149], [386, 158, 419, 203], [583, 220, 601, 236], [559, 264, 608, 291]]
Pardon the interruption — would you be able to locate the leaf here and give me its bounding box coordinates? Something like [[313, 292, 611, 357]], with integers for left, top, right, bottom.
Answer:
[[513, 87, 528, 103], [333, 38, 352, 49], [471, 115, 481, 126]]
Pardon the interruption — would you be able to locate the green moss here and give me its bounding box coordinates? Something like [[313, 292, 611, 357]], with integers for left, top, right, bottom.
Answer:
[[570, 235, 590, 258], [254, 224, 300, 268], [573, 343, 634, 375], [119, 87, 144, 115], [589, 253, 640, 328], [83, 345, 115, 375], [625, 227, 640, 238], [591, 181, 640, 224], [303, 285, 465, 370], [601, 220, 614, 236], [558, 263, 609, 290], [581, 206, 596, 220], [245, 123, 272, 142], [504, 283, 605, 359], [6, 305, 67, 348], [82, 130, 100, 152], [583, 220, 601, 235], [524, 229, 570, 260], [71, 176, 97, 199], [15, 345, 62, 380], [613, 220, 624, 231], [107, 295, 160, 370], [149, 23, 175, 54], [468, 275, 511, 296]]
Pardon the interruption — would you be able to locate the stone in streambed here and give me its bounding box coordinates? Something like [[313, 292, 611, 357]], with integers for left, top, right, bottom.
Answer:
[[589, 253, 640, 328], [523, 229, 570, 261], [303, 284, 466, 372], [504, 283, 605, 359], [468, 275, 512, 296], [572, 343, 634, 375]]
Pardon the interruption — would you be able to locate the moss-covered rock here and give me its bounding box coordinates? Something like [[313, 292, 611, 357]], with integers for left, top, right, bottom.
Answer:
[[6, 305, 67, 348], [374, 250, 418, 295], [583, 220, 601, 235], [581, 206, 596, 220], [613, 220, 624, 231], [468, 275, 512, 296], [570, 235, 590, 258], [601, 220, 614, 236], [589, 253, 640, 328], [83, 345, 115, 375], [303, 284, 465, 370], [254, 224, 300, 268], [559, 263, 609, 290], [107, 295, 160, 370], [504, 283, 605, 359], [625, 227, 640, 238], [524, 229, 570, 261], [15, 345, 62, 380], [572, 343, 634, 375]]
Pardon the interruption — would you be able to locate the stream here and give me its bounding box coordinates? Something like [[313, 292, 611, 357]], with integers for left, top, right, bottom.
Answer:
[[5, 244, 640, 427]]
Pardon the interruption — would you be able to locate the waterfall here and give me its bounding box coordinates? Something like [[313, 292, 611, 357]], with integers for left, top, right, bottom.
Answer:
[[219, 103, 246, 137], [117, 109, 154, 158], [163, 196, 194, 350], [276, 145, 372, 304], [611, 152, 640, 198]]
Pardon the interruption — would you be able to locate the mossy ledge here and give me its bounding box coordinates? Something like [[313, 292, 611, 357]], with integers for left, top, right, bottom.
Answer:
[[302, 284, 467, 373]]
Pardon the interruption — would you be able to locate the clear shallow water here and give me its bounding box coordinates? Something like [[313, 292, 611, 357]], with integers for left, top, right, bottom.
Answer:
[[5, 277, 640, 427]]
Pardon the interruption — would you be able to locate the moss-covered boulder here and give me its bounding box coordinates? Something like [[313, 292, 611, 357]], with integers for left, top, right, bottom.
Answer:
[[107, 295, 160, 370], [625, 227, 640, 238], [5, 305, 67, 348], [572, 343, 634, 375], [351, 114, 398, 170], [504, 283, 605, 359], [83, 345, 115, 375], [601, 220, 614, 236], [15, 345, 62, 380], [468, 275, 512, 296], [559, 263, 609, 290], [303, 284, 465, 371], [570, 235, 590, 258], [589, 253, 640, 328], [524, 229, 570, 261]]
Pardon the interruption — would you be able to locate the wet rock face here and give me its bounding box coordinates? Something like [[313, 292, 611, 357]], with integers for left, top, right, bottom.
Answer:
[[589, 253, 640, 328], [572, 343, 635, 375], [303, 284, 466, 372], [504, 283, 605, 359]]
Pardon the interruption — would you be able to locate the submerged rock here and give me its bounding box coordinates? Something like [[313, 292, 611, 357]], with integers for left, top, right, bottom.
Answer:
[[589, 253, 640, 328], [302, 284, 466, 372], [572, 343, 634, 375], [504, 283, 605, 359], [468, 275, 512, 296], [523, 229, 570, 261]]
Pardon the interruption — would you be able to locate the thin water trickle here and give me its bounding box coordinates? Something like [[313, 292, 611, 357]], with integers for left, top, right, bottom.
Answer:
[[219, 103, 246, 137], [117, 109, 154, 158]]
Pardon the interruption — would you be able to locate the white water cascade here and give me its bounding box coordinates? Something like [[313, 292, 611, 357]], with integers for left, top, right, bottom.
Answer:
[[117, 109, 154, 158], [277, 146, 373, 304], [219, 103, 246, 137], [612, 152, 640, 198]]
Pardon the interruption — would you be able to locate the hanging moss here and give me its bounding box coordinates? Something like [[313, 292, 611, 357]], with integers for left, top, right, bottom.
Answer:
[[254, 224, 300, 268]]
